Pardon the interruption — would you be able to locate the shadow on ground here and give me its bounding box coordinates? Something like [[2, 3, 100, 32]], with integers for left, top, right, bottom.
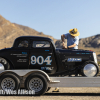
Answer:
[[0, 93, 100, 96], [44, 93, 100, 96]]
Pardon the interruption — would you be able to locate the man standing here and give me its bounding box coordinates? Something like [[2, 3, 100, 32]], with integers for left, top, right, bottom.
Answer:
[[52, 28, 80, 92], [61, 28, 80, 49]]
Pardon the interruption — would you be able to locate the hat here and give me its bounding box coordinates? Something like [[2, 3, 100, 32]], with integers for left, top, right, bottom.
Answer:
[[69, 28, 80, 36]]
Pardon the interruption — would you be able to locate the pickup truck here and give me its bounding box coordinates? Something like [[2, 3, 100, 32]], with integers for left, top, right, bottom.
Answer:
[[0, 36, 99, 77]]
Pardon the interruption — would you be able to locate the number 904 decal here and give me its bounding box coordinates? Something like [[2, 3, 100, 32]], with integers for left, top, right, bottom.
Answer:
[[31, 56, 52, 65]]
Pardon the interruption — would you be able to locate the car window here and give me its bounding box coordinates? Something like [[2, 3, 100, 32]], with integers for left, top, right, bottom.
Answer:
[[18, 40, 29, 48], [32, 41, 50, 48]]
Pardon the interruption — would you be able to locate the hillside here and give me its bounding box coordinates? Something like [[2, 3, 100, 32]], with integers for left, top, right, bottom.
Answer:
[[0, 15, 56, 48]]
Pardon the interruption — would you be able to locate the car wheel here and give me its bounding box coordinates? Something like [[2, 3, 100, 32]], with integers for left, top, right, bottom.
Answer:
[[0, 58, 10, 70], [0, 73, 20, 92], [81, 61, 99, 77], [25, 73, 48, 96]]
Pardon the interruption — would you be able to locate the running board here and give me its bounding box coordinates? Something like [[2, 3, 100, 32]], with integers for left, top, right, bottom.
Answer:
[[49, 77, 100, 87]]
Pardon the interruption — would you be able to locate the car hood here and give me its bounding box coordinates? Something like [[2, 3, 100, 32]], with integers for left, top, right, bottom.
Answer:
[[55, 48, 93, 54]]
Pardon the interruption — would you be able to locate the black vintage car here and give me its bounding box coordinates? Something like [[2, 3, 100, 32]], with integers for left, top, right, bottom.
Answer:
[[0, 36, 99, 77]]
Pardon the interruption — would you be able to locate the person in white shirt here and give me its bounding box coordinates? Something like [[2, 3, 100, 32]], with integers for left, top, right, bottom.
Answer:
[[61, 28, 80, 49]]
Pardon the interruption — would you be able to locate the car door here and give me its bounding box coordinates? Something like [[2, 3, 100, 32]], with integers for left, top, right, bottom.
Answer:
[[10, 39, 30, 69], [29, 40, 57, 74]]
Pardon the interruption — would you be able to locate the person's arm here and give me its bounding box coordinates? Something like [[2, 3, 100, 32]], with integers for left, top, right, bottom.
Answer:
[[64, 43, 76, 49], [61, 34, 65, 43], [61, 34, 65, 48], [61, 34, 69, 48]]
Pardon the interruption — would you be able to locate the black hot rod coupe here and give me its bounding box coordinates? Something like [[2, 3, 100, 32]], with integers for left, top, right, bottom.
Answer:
[[0, 36, 99, 77]]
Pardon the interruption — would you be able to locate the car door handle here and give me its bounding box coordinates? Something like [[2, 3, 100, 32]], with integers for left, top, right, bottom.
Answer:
[[49, 53, 52, 55]]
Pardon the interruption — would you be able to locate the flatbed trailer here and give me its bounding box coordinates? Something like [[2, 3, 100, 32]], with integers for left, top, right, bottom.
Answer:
[[0, 70, 100, 96]]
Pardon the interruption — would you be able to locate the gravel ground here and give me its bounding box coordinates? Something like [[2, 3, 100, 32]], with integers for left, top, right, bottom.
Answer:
[[0, 87, 100, 100]]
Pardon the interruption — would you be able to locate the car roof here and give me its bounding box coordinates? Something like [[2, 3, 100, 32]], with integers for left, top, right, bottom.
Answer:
[[16, 36, 52, 41]]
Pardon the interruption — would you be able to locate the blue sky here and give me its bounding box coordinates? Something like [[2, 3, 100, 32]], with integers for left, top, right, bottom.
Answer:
[[0, 0, 100, 39]]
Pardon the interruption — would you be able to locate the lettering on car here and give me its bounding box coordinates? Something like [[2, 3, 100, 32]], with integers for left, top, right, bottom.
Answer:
[[31, 55, 52, 65]]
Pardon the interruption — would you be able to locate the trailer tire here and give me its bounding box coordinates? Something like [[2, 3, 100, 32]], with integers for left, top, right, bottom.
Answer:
[[25, 73, 48, 96], [81, 61, 99, 77], [0, 58, 10, 70], [0, 73, 20, 92]]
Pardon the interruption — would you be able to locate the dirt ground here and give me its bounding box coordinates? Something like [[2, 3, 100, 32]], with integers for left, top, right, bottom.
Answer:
[[0, 87, 100, 100]]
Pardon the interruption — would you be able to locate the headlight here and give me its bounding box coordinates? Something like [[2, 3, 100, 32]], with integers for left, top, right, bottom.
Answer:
[[93, 52, 98, 64]]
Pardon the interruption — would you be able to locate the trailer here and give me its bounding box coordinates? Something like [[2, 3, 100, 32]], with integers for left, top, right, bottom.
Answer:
[[0, 69, 100, 96]]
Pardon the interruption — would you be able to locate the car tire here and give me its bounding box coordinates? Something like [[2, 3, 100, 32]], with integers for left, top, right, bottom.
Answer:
[[0, 57, 10, 70], [25, 73, 48, 96], [0, 73, 20, 92], [81, 61, 99, 77]]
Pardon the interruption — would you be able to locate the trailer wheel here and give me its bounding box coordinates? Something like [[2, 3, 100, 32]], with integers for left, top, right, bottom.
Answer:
[[0, 58, 10, 70], [81, 61, 99, 77], [25, 74, 48, 96], [0, 73, 20, 91]]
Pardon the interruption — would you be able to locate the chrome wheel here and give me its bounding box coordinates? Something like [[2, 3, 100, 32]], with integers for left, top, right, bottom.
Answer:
[[0, 63, 4, 70], [83, 64, 97, 77], [1, 78, 15, 91], [29, 78, 43, 92]]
